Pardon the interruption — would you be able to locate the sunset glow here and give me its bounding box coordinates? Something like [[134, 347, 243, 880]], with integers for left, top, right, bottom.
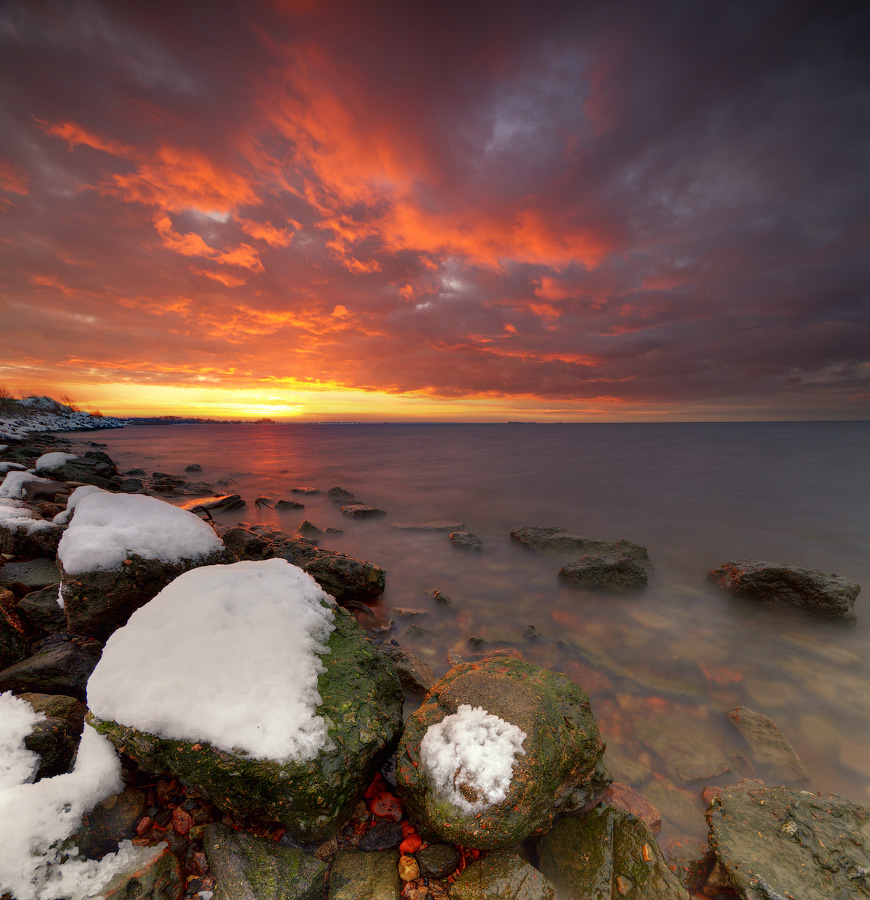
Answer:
[[1, 1, 868, 421]]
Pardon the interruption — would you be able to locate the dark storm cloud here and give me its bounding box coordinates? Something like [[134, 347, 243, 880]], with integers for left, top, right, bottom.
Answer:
[[0, 0, 868, 417]]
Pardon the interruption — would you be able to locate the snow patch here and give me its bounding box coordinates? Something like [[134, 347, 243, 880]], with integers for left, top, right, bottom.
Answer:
[[0, 696, 158, 900], [57, 489, 225, 574], [0, 471, 56, 499], [0, 461, 26, 473], [420, 704, 526, 814], [34, 452, 78, 472], [88, 558, 338, 761]]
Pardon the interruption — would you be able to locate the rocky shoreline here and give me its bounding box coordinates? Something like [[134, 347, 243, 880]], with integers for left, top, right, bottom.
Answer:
[[1, 427, 867, 900]]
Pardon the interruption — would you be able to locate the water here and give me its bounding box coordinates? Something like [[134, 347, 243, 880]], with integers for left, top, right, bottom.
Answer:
[[73, 421, 870, 843]]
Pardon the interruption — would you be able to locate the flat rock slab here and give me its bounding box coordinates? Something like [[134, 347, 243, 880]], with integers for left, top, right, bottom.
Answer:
[[538, 807, 688, 899], [635, 715, 731, 783], [511, 526, 650, 564], [0, 557, 61, 589], [450, 849, 556, 899], [559, 554, 648, 589], [389, 521, 464, 531], [706, 782, 870, 900], [341, 504, 387, 518], [707, 559, 860, 623], [327, 849, 400, 900], [726, 706, 807, 784], [205, 823, 327, 900]]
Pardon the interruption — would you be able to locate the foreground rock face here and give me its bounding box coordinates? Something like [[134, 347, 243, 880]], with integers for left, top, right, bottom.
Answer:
[[397, 656, 610, 850], [538, 807, 688, 899], [204, 823, 327, 900], [511, 526, 650, 563], [92, 604, 403, 841], [707, 559, 860, 622], [706, 782, 870, 900]]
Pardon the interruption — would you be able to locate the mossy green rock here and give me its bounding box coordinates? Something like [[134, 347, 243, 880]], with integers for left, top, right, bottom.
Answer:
[[92, 605, 403, 841], [396, 657, 610, 850], [327, 849, 400, 900], [706, 782, 870, 899], [204, 824, 326, 900], [537, 807, 688, 899], [450, 849, 556, 899]]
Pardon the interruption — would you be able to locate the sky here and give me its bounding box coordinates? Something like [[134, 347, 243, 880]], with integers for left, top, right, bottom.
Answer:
[[1, 0, 869, 422]]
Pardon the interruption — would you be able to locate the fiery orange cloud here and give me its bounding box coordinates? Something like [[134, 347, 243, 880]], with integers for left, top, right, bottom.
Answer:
[[0, 159, 30, 195], [239, 218, 296, 247]]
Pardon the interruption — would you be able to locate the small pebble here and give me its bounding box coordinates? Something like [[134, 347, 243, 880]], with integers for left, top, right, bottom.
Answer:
[[398, 855, 420, 881]]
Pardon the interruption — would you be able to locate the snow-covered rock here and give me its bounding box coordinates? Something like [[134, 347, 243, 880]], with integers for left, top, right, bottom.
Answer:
[[397, 656, 611, 850], [0, 499, 63, 557], [90, 559, 404, 841], [57, 488, 233, 638], [0, 471, 56, 500], [0, 693, 163, 900], [0, 398, 125, 440], [34, 452, 79, 472]]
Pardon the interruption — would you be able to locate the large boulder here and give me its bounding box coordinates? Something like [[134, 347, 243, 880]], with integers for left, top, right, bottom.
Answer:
[[511, 526, 650, 563], [707, 559, 860, 623], [204, 823, 327, 900], [537, 807, 688, 899], [58, 488, 233, 638], [396, 656, 610, 850], [89, 560, 404, 842], [705, 782, 870, 899]]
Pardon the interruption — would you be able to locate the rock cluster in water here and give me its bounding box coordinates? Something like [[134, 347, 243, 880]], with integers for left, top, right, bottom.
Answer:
[[0, 426, 865, 900]]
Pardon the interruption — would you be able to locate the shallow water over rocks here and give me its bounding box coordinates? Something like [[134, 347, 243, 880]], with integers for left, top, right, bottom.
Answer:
[[77, 421, 870, 844]]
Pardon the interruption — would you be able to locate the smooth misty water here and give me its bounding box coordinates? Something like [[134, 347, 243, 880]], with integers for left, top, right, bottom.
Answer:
[[72, 421, 870, 844]]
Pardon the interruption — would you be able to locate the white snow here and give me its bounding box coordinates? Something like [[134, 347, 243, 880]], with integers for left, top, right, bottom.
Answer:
[[0, 471, 56, 499], [419, 704, 527, 814], [0, 694, 160, 900], [0, 693, 45, 788], [34, 452, 78, 472], [0, 398, 124, 439], [53, 484, 103, 525], [57, 489, 225, 574], [88, 559, 338, 761], [0, 461, 26, 473]]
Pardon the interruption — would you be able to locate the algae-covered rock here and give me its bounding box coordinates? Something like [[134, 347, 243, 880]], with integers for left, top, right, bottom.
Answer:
[[450, 849, 556, 899], [204, 823, 327, 900], [537, 807, 689, 899], [705, 782, 870, 900], [707, 559, 860, 623], [91, 563, 403, 842], [396, 656, 610, 850], [327, 849, 400, 900]]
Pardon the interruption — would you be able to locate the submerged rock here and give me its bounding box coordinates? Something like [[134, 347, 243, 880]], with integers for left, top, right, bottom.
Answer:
[[705, 782, 870, 900], [341, 503, 386, 518], [511, 526, 650, 564], [397, 656, 610, 850], [559, 554, 648, 589], [707, 559, 860, 622], [379, 642, 435, 695], [726, 706, 807, 784], [450, 531, 484, 552], [327, 487, 355, 504], [450, 849, 556, 899], [204, 823, 327, 900], [538, 807, 688, 899]]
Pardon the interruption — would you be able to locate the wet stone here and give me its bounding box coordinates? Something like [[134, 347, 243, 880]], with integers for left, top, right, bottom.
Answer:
[[0, 557, 61, 589], [726, 706, 807, 784], [706, 782, 870, 900], [0, 636, 100, 700], [635, 716, 731, 783], [16, 583, 67, 635], [359, 820, 403, 851], [0, 604, 27, 669], [450, 849, 556, 900], [416, 843, 460, 879], [327, 849, 400, 900], [379, 642, 435, 695], [205, 823, 327, 900]]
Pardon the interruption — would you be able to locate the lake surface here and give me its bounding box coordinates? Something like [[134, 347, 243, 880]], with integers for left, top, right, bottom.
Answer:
[[73, 421, 870, 844]]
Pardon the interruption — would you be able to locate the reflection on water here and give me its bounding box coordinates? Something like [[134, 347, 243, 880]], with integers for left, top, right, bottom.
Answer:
[[77, 422, 870, 843]]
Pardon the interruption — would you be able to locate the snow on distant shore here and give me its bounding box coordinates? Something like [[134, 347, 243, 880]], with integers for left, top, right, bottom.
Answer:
[[0, 396, 125, 440]]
